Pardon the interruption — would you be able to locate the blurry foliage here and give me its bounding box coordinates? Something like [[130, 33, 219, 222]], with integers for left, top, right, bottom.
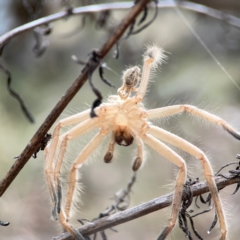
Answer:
[[0, 0, 240, 239]]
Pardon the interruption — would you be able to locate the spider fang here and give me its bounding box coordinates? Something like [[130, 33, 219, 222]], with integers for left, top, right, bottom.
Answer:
[[115, 128, 134, 146]]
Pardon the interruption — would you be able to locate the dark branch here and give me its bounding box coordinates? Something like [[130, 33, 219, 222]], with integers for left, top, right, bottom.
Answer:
[[53, 173, 239, 240]]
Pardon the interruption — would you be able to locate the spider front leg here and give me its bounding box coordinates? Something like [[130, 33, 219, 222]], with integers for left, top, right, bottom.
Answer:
[[148, 126, 227, 239], [148, 104, 240, 140], [141, 134, 187, 240]]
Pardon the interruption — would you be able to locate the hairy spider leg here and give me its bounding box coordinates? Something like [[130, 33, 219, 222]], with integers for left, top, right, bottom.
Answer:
[[53, 118, 98, 216], [141, 134, 187, 240], [43, 45, 239, 240], [149, 126, 227, 239], [148, 104, 240, 140], [64, 132, 106, 219], [45, 109, 93, 219], [59, 132, 106, 240], [147, 105, 240, 239], [136, 45, 166, 102]]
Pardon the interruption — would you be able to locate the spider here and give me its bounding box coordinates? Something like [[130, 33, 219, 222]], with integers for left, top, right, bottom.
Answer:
[[44, 45, 240, 240]]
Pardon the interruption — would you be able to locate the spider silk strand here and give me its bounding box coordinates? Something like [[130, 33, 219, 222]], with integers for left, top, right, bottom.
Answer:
[[174, 4, 240, 91]]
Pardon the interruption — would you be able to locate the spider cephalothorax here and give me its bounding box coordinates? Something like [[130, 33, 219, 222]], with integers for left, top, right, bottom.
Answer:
[[45, 45, 240, 240]]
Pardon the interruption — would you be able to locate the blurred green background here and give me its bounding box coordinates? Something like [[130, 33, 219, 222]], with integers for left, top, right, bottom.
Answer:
[[1, 1, 240, 240]]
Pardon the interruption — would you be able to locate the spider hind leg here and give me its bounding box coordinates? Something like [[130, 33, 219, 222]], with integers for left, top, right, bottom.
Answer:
[[104, 132, 115, 163], [142, 134, 187, 240]]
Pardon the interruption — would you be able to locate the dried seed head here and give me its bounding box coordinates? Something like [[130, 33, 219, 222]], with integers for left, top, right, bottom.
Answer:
[[122, 66, 140, 87], [118, 66, 141, 99]]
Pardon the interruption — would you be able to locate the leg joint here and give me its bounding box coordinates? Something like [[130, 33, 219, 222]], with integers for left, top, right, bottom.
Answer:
[[179, 161, 187, 171], [196, 151, 206, 161], [183, 104, 195, 113]]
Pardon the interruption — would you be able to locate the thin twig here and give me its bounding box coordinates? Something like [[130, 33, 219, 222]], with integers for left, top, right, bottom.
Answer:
[[0, 63, 35, 123], [54, 173, 239, 240], [1, 1, 240, 48], [0, 0, 152, 197]]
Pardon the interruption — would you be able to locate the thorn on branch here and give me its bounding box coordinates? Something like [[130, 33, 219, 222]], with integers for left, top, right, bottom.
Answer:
[[32, 133, 52, 158], [0, 63, 35, 123]]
